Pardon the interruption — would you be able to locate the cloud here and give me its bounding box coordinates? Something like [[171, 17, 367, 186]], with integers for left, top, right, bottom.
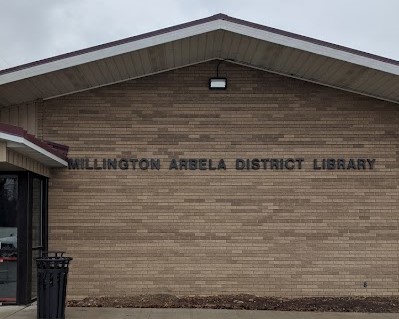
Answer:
[[0, 0, 398, 70]]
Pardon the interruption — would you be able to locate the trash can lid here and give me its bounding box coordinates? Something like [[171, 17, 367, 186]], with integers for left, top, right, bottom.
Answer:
[[36, 251, 73, 262]]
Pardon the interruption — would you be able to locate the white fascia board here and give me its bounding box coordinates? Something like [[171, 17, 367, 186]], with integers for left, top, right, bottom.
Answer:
[[0, 132, 68, 167], [0, 20, 224, 85], [1, 19, 398, 87], [220, 21, 399, 75]]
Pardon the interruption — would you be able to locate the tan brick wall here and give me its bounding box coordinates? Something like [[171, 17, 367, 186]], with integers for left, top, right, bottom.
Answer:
[[41, 61, 399, 298]]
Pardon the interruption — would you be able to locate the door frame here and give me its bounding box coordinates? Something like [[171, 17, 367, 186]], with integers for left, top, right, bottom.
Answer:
[[0, 171, 48, 305]]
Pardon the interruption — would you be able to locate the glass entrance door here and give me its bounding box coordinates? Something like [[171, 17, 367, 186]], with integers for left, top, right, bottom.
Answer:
[[0, 172, 48, 304], [0, 175, 18, 303]]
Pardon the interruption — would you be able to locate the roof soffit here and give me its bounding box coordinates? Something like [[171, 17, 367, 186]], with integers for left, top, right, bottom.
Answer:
[[0, 14, 398, 106]]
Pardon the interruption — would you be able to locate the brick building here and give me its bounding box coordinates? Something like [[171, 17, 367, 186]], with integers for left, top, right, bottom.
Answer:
[[0, 14, 398, 304]]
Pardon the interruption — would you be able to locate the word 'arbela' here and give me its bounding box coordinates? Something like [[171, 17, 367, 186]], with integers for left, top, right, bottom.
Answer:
[[68, 158, 376, 171]]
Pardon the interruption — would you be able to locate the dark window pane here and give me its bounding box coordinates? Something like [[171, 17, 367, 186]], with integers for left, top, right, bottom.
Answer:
[[31, 177, 44, 300], [0, 175, 18, 302], [32, 178, 42, 248], [31, 249, 41, 298]]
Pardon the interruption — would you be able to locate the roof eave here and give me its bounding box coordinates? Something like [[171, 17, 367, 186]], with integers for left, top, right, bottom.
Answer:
[[0, 14, 398, 106]]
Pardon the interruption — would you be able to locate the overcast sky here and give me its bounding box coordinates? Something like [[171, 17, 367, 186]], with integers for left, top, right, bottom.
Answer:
[[0, 0, 398, 70]]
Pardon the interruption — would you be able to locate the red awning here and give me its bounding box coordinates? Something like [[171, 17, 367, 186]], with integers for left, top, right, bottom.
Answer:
[[0, 123, 68, 167]]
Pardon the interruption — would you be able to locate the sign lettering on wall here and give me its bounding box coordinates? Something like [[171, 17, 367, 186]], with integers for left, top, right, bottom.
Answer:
[[67, 158, 376, 171]]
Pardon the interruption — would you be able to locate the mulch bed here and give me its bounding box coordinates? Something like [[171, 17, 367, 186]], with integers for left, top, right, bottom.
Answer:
[[67, 294, 399, 312]]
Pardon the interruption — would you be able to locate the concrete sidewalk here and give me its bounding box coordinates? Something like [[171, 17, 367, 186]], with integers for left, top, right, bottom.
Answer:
[[1, 304, 398, 319]]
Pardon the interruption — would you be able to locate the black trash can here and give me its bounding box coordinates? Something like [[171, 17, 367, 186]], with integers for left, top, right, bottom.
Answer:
[[36, 252, 72, 319]]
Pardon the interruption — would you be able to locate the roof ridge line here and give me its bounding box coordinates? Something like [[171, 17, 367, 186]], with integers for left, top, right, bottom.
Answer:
[[1, 13, 398, 77]]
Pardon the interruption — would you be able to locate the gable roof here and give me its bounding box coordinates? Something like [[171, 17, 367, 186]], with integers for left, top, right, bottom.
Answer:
[[0, 13, 398, 106]]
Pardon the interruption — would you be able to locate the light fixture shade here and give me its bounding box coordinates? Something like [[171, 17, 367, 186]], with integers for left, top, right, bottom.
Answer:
[[209, 77, 227, 90]]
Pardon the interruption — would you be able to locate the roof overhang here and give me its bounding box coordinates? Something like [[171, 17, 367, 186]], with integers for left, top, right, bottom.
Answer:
[[0, 124, 68, 167], [0, 14, 398, 106]]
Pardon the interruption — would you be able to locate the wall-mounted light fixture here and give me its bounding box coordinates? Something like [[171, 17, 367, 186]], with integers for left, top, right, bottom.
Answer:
[[209, 60, 227, 90]]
